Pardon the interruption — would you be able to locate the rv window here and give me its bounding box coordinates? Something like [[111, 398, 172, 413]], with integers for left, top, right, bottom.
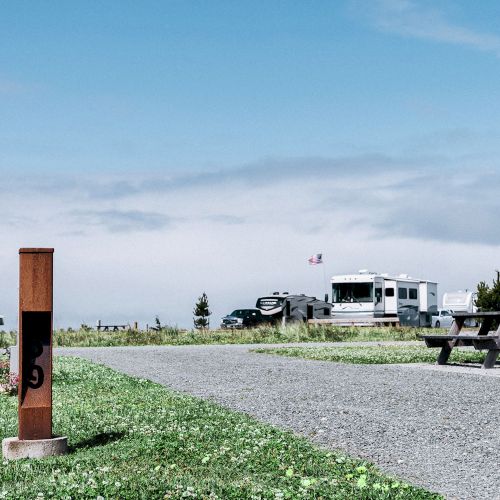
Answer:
[[332, 283, 373, 303], [375, 287, 382, 303], [409, 289, 418, 300], [385, 288, 394, 297], [256, 297, 284, 310], [323, 308, 329, 315], [398, 288, 408, 299]]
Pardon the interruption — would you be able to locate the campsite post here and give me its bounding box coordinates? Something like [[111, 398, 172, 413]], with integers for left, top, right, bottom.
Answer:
[[2, 248, 67, 459]]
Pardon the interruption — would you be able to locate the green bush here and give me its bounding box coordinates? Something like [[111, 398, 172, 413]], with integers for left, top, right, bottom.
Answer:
[[0, 331, 17, 348], [477, 270, 500, 312]]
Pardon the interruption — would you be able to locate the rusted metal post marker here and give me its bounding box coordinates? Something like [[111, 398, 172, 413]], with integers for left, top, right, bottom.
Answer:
[[2, 248, 68, 459]]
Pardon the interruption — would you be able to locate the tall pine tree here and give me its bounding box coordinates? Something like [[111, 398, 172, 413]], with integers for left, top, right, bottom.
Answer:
[[193, 292, 211, 330]]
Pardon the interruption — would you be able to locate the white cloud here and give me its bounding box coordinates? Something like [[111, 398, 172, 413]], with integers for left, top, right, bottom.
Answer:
[[70, 209, 172, 233], [353, 0, 500, 56], [0, 154, 498, 331]]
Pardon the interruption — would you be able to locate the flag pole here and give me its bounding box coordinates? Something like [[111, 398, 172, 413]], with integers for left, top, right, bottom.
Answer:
[[322, 262, 327, 300], [308, 253, 328, 301]]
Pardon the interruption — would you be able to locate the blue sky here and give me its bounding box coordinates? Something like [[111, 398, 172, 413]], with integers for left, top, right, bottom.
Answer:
[[4, 0, 500, 172], [1, 1, 499, 328]]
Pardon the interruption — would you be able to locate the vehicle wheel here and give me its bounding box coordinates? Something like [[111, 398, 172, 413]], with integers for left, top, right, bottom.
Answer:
[[435, 320, 440, 328]]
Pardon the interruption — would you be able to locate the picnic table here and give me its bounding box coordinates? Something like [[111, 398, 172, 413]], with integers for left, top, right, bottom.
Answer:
[[96, 320, 128, 332], [420, 311, 500, 369]]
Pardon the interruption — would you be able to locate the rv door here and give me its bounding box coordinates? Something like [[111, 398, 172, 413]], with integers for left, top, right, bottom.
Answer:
[[374, 278, 384, 316], [384, 280, 397, 315]]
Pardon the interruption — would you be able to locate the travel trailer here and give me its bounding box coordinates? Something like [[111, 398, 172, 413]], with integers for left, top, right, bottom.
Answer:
[[330, 271, 438, 327], [442, 290, 477, 326], [256, 292, 331, 323], [442, 291, 476, 314]]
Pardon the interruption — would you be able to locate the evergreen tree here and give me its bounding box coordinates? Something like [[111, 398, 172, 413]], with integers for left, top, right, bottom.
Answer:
[[193, 292, 211, 330], [476, 270, 500, 312]]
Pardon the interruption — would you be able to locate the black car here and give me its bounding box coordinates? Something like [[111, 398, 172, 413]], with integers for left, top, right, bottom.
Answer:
[[220, 309, 267, 329]]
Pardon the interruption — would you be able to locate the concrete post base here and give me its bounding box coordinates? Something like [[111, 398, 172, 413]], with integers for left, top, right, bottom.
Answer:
[[2, 436, 68, 460]]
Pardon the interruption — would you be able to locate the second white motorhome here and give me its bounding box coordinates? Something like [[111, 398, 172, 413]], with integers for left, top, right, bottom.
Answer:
[[330, 271, 438, 327]]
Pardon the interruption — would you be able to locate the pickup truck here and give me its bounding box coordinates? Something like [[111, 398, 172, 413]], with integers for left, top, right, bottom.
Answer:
[[220, 309, 267, 329]]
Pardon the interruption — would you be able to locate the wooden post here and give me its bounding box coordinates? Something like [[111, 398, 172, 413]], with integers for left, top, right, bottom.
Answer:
[[18, 248, 54, 441], [2, 248, 67, 460]]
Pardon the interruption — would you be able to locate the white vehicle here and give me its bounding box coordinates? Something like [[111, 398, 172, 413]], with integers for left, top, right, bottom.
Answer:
[[330, 270, 438, 327], [431, 309, 454, 328], [443, 291, 476, 313], [442, 290, 478, 327]]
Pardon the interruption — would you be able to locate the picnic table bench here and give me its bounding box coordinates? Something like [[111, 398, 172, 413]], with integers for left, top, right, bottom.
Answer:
[[420, 312, 500, 369]]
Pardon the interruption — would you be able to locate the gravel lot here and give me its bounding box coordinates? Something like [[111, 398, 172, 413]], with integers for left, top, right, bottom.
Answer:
[[58, 342, 500, 499]]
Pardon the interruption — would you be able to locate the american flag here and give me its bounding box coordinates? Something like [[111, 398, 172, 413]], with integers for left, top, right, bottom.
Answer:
[[308, 253, 323, 265]]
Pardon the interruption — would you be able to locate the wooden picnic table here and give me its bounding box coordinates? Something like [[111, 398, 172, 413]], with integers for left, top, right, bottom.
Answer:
[[420, 312, 500, 369], [96, 320, 128, 332]]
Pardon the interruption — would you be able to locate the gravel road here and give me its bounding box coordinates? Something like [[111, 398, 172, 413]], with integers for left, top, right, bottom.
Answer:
[[58, 343, 500, 499]]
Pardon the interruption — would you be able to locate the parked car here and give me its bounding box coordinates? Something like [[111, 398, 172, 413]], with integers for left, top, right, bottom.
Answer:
[[220, 309, 267, 329], [431, 309, 454, 328]]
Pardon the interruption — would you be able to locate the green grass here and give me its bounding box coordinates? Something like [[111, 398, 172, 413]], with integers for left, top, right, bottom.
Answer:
[[2, 324, 439, 349], [46, 323, 430, 347], [253, 345, 486, 365], [0, 357, 441, 499]]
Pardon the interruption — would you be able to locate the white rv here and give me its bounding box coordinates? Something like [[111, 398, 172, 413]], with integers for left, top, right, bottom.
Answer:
[[330, 271, 438, 327], [442, 291, 476, 314], [442, 290, 477, 327]]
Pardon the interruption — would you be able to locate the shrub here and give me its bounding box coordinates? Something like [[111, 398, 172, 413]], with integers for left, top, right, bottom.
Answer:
[[476, 271, 500, 312], [0, 359, 18, 396]]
